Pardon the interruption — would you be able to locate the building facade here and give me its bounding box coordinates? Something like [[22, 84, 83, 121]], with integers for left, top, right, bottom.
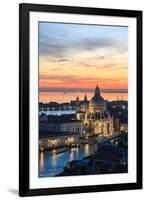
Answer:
[[39, 115, 83, 148], [39, 133, 80, 148], [39, 119, 83, 135], [77, 84, 114, 137]]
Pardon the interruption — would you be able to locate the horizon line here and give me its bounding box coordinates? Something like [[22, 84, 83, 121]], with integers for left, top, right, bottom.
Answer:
[[39, 88, 128, 93]]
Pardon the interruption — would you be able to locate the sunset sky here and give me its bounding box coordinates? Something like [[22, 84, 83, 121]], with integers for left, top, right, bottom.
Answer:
[[39, 22, 128, 93]]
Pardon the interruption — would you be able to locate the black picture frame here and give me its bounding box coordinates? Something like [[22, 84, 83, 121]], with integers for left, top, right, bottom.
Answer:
[[19, 3, 143, 197]]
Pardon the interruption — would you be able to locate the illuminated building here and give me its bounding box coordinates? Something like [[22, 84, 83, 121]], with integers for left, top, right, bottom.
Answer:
[[77, 84, 114, 136], [39, 116, 83, 148]]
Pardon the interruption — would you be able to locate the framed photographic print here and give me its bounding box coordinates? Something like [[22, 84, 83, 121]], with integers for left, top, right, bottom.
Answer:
[[19, 3, 142, 196]]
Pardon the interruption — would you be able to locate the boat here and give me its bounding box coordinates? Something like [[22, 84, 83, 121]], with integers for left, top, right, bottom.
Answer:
[[51, 147, 70, 155], [69, 143, 80, 148]]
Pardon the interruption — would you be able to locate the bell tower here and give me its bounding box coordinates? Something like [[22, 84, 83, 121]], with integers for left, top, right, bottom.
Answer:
[[95, 83, 100, 96]]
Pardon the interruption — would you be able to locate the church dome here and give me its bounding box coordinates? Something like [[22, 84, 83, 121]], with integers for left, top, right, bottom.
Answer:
[[89, 84, 106, 110], [90, 95, 105, 107]]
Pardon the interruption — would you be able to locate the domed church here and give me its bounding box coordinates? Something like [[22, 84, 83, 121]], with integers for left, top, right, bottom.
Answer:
[[77, 84, 114, 137]]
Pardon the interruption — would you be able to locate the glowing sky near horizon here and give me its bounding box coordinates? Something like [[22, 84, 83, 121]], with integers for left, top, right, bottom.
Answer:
[[39, 22, 128, 92]]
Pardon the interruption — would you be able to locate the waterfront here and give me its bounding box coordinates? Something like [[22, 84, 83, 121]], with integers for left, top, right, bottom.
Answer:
[[39, 109, 76, 116], [39, 144, 97, 177]]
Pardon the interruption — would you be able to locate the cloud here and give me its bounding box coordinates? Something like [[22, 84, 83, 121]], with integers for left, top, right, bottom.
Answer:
[[49, 68, 60, 71], [81, 38, 113, 50], [39, 34, 127, 59], [96, 64, 128, 71], [57, 58, 69, 62], [40, 74, 79, 81], [39, 74, 127, 88]]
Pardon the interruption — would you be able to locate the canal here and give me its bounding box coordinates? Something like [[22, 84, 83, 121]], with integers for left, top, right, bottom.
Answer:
[[39, 143, 97, 177]]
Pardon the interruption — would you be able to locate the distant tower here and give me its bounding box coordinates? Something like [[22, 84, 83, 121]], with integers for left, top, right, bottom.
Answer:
[[78, 94, 89, 113], [76, 96, 79, 102], [84, 94, 88, 102], [95, 83, 100, 96]]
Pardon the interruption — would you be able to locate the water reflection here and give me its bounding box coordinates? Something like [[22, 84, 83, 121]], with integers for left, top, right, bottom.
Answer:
[[69, 151, 74, 160], [52, 151, 57, 168], [84, 144, 89, 156], [39, 144, 97, 177], [39, 152, 44, 172]]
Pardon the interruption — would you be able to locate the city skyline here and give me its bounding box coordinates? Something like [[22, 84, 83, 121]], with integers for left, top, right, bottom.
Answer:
[[39, 22, 128, 93], [39, 82, 128, 177]]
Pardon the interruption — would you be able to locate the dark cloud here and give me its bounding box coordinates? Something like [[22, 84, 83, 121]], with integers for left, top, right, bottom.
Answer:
[[40, 74, 99, 84], [39, 87, 128, 93], [81, 38, 113, 50], [40, 74, 127, 84], [39, 34, 127, 59], [44, 58, 71, 63], [40, 74, 78, 81], [57, 58, 69, 62], [96, 64, 128, 70], [49, 68, 60, 71], [98, 56, 105, 59]]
